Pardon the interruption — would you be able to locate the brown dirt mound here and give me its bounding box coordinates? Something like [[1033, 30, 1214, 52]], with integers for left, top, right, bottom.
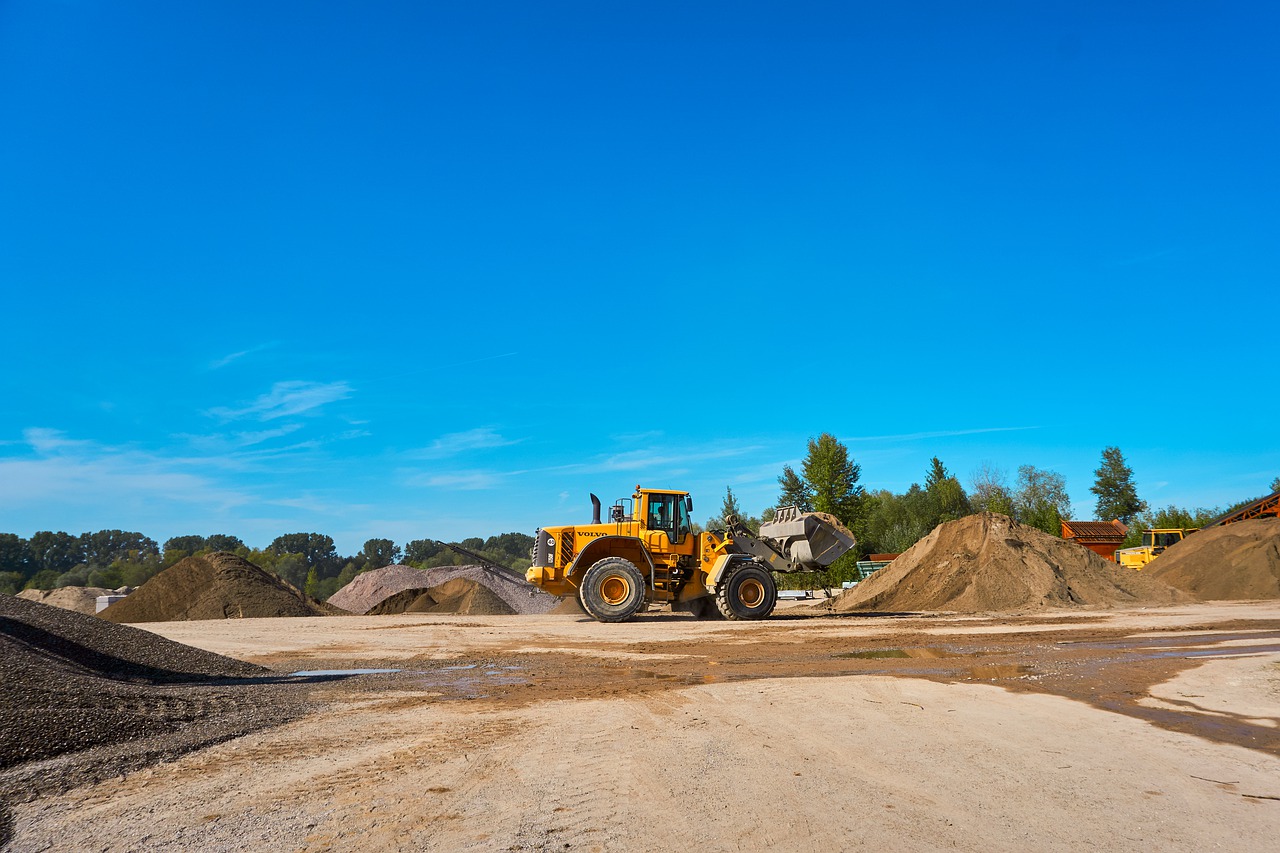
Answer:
[[365, 578, 517, 616], [832, 513, 1187, 613], [1148, 518, 1280, 600], [98, 553, 336, 623], [17, 587, 114, 616], [329, 563, 558, 615]]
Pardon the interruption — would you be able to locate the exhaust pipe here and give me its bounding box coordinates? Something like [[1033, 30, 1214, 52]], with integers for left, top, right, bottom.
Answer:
[[590, 493, 602, 525]]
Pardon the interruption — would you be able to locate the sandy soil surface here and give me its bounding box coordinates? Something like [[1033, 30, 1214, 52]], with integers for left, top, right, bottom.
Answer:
[[9, 603, 1280, 851]]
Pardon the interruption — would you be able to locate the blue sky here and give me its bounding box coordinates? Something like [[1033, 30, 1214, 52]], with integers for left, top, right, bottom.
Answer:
[[2, 1, 1277, 553]]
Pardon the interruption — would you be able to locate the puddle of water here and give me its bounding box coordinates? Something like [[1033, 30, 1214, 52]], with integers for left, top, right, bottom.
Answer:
[[288, 668, 401, 677], [1149, 645, 1280, 659], [966, 664, 1035, 679], [834, 647, 982, 660], [631, 669, 727, 685], [442, 664, 478, 671]]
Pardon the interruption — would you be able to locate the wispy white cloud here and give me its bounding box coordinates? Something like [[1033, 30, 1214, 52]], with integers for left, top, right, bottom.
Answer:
[[409, 471, 505, 490], [843, 426, 1038, 443], [180, 423, 305, 452], [207, 380, 353, 421], [570, 444, 762, 474], [411, 427, 521, 459], [610, 430, 664, 444], [0, 429, 251, 512], [23, 427, 96, 454], [208, 342, 278, 370]]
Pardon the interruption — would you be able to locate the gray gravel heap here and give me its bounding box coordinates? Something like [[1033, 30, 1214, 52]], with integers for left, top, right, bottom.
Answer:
[[0, 594, 310, 812], [329, 564, 559, 615]]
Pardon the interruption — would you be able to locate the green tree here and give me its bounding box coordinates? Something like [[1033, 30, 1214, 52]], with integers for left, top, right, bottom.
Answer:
[[1090, 447, 1147, 524], [1122, 504, 1223, 546], [87, 566, 124, 589], [269, 553, 309, 590], [861, 488, 933, 554], [0, 533, 28, 576], [970, 463, 1016, 515], [924, 457, 971, 524], [268, 533, 339, 576], [27, 531, 82, 573], [361, 538, 401, 569], [1014, 466, 1072, 535], [0, 571, 24, 595], [205, 534, 245, 553], [403, 539, 442, 566], [707, 487, 761, 533], [718, 486, 744, 523], [924, 457, 948, 491], [79, 530, 159, 568], [776, 465, 814, 512], [23, 569, 61, 591], [164, 535, 207, 555], [800, 433, 864, 524], [304, 566, 320, 598], [483, 532, 537, 569], [1271, 476, 1280, 494]]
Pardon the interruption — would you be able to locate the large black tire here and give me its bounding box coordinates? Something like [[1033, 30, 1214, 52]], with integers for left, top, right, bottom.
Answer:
[[715, 562, 777, 620], [579, 557, 647, 623]]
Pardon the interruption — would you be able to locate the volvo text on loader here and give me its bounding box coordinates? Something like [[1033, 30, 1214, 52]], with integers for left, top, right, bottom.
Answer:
[[526, 486, 856, 623]]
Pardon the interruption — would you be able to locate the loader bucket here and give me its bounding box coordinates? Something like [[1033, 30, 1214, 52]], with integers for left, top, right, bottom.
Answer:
[[759, 507, 857, 571]]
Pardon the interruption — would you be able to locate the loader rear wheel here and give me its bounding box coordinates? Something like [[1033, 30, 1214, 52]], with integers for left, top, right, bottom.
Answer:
[[580, 557, 647, 623], [715, 563, 777, 621]]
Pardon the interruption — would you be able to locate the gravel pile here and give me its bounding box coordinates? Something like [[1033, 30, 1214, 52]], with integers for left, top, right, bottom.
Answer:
[[330, 564, 558, 615], [1, 594, 310, 812]]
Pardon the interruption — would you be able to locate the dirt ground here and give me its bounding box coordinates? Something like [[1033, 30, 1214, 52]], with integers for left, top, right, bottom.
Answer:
[[9, 602, 1280, 851]]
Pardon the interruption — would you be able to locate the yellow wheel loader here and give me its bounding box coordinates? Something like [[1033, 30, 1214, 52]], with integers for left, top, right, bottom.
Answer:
[[526, 486, 856, 623], [1115, 528, 1196, 569]]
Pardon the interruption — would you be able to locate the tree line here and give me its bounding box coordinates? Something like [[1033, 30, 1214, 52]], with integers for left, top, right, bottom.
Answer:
[[709, 433, 1279, 587], [0, 529, 535, 601]]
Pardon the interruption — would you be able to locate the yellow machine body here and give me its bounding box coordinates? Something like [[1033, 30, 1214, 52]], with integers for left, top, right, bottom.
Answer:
[[1115, 528, 1196, 570], [525, 486, 856, 622]]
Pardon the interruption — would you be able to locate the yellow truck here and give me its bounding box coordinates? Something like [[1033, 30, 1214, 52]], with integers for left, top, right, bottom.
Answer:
[[526, 486, 856, 622], [1115, 528, 1197, 570]]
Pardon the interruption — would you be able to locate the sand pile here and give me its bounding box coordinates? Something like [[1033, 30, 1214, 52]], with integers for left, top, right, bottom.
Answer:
[[98, 552, 337, 623], [17, 587, 114, 616], [330, 564, 558, 615], [1148, 518, 1280, 600], [832, 513, 1186, 613], [366, 578, 518, 616]]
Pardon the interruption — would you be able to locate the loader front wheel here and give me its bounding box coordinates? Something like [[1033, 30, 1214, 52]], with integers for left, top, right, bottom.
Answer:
[[715, 563, 777, 621], [580, 557, 647, 623]]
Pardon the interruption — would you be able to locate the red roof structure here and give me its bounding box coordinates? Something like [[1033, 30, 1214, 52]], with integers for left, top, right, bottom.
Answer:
[[1061, 519, 1129, 562]]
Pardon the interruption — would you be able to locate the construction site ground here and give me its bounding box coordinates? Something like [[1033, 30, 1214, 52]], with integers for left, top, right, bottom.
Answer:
[[11, 602, 1280, 852]]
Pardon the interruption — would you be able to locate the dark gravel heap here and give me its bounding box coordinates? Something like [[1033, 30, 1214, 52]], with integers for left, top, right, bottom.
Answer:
[[0, 594, 312, 822]]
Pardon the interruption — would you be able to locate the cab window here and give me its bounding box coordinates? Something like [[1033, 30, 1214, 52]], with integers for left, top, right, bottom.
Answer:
[[675, 496, 691, 544], [648, 495, 676, 537]]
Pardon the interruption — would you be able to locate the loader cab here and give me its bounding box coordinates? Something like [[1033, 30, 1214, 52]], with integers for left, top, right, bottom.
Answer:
[[640, 489, 693, 546]]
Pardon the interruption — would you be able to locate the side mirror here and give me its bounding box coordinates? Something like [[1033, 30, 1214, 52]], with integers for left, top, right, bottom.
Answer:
[[686, 496, 693, 513]]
